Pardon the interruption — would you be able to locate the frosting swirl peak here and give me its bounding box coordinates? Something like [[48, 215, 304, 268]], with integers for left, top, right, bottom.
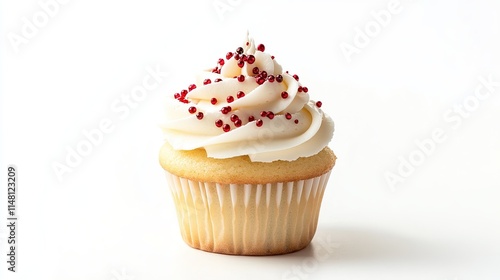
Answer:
[[161, 34, 334, 162]]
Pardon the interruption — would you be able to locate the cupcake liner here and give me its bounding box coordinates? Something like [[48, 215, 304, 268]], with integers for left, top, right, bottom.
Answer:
[[165, 171, 332, 255]]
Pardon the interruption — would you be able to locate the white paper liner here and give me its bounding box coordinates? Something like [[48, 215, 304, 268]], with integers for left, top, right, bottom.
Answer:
[[165, 170, 332, 255]]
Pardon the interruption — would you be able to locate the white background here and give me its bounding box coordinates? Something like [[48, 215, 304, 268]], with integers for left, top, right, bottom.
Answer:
[[1, 0, 500, 279]]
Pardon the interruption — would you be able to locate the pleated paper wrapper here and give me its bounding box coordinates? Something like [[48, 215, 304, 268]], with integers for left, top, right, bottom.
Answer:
[[165, 170, 332, 255]]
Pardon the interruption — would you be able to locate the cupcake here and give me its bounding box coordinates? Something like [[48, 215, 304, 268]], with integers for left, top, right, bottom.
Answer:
[[159, 33, 336, 255]]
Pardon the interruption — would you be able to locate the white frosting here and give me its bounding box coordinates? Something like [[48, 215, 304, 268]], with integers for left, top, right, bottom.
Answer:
[[161, 34, 334, 162]]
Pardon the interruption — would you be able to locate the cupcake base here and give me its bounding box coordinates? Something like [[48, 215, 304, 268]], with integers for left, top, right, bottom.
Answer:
[[166, 171, 332, 255]]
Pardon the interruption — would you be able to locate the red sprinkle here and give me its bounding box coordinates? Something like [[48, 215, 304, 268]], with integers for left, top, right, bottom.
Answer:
[[236, 91, 245, 99], [214, 78, 222, 83], [302, 87, 308, 93], [234, 119, 242, 127], [218, 58, 225, 66], [196, 112, 204, 120], [281, 91, 288, 99], [227, 95, 234, 103], [174, 93, 180, 99], [257, 44, 265, 52], [271, 55, 275, 59], [267, 75, 275, 82], [236, 47, 244, 54], [285, 113, 292, 120], [180, 89, 188, 97], [203, 79, 212, 85], [221, 106, 232, 114], [276, 75, 283, 83], [211, 97, 218, 105], [230, 114, 239, 122], [222, 124, 231, 132], [237, 75, 245, 82], [247, 55, 255, 64], [260, 111, 268, 117], [248, 116, 255, 122], [293, 74, 299, 81], [256, 77, 265, 85], [256, 119, 263, 127], [316, 101, 323, 108], [188, 106, 197, 114], [252, 67, 260, 75], [215, 119, 223, 127], [267, 111, 275, 119], [237, 60, 245, 68], [298, 86, 303, 92], [294, 119, 299, 124], [226, 52, 233, 60]]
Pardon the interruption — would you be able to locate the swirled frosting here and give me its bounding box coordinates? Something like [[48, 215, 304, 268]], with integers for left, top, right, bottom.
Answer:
[[161, 34, 334, 162]]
